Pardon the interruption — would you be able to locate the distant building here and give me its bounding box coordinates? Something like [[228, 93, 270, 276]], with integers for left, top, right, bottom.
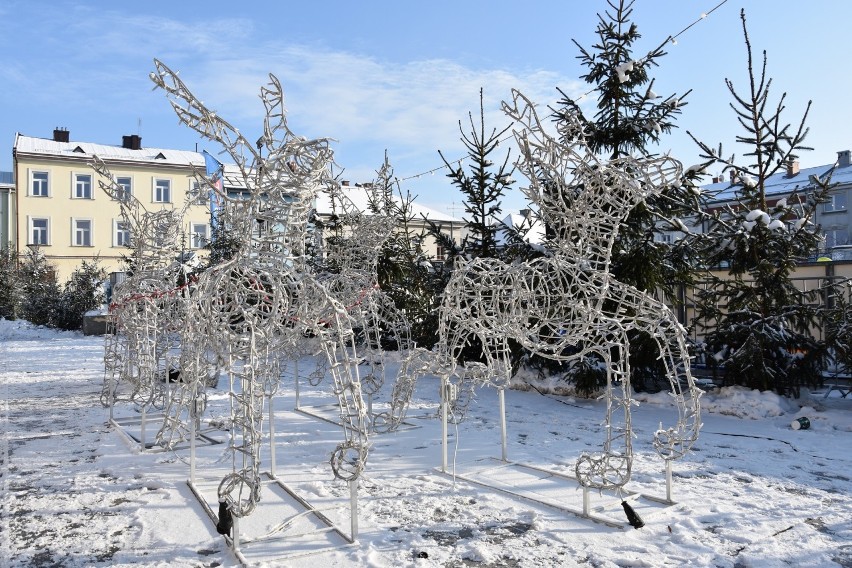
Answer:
[[7, 131, 466, 282], [494, 208, 545, 249], [314, 180, 466, 262], [0, 171, 13, 248], [656, 150, 852, 259], [11, 129, 212, 282]]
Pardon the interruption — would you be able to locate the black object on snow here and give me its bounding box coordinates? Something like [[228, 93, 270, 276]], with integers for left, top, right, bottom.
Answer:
[[216, 500, 233, 535], [622, 500, 645, 529]]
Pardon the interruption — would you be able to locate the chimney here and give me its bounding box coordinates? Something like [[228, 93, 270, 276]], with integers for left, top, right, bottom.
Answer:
[[838, 150, 851, 168], [122, 134, 142, 150], [53, 127, 69, 142], [520, 208, 531, 218], [729, 169, 737, 184], [341, 180, 349, 186], [786, 159, 800, 177]]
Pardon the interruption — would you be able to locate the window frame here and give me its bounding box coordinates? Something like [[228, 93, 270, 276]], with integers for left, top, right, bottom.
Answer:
[[191, 223, 210, 249], [114, 176, 133, 201], [72, 218, 93, 247], [73, 172, 93, 199], [30, 170, 50, 197], [825, 228, 849, 249], [824, 192, 848, 213], [189, 180, 209, 206], [113, 219, 131, 247], [153, 178, 172, 203], [28, 216, 50, 246]]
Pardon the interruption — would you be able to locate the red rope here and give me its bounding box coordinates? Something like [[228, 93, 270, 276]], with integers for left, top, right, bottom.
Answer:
[[108, 274, 198, 313]]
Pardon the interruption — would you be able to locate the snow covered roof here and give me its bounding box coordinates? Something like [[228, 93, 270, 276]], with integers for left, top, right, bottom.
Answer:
[[701, 159, 852, 204], [12, 133, 460, 223], [314, 184, 462, 223], [494, 211, 545, 245], [14, 133, 204, 167]]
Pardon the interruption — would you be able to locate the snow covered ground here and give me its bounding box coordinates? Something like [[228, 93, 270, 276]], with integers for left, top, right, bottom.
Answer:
[[1, 318, 850, 567]]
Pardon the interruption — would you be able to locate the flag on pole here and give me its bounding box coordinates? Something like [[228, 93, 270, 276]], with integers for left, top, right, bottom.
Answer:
[[202, 150, 224, 230]]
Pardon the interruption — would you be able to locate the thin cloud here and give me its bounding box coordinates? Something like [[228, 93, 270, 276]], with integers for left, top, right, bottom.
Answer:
[[1, 5, 585, 187], [187, 46, 582, 161]]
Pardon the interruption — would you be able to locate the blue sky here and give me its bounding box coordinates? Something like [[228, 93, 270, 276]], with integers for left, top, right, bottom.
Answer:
[[2, 0, 850, 215]]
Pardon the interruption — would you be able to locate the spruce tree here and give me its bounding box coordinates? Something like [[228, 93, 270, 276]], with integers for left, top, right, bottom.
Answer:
[[687, 9, 830, 396], [550, 0, 702, 390], [56, 259, 106, 331], [824, 283, 852, 378], [554, 0, 699, 292], [437, 88, 515, 260], [431, 88, 522, 364], [366, 155, 444, 349], [0, 246, 22, 319], [19, 248, 61, 327]]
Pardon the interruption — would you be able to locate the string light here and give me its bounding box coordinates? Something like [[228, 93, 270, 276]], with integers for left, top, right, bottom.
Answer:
[[394, 0, 729, 184]]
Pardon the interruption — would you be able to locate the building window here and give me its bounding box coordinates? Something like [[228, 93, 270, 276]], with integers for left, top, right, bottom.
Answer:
[[436, 245, 445, 261], [657, 233, 674, 244], [114, 220, 131, 247], [190, 181, 209, 205], [73, 219, 93, 247], [31, 171, 49, 197], [824, 192, 847, 213], [825, 228, 849, 249], [154, 179, 171, 203], [191, 223, 209, 249], [74, 173, 93, 199], [115, 176, 132, 201], [29, 217, 49, 245]]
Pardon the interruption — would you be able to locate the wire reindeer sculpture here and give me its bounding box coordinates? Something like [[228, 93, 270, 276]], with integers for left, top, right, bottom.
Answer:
[[438, 89, 701, 495], [314, 158, 429, 433], [94, 157, 192, 417], [149, 60, 370, 522]]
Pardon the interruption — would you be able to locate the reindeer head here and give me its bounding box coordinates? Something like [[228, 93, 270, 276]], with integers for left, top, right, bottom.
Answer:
[[503, 89, 682, 265]]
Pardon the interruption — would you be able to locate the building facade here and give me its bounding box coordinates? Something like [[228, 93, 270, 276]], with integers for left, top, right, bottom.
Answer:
[[11, 130, 213, 282], [657, 149, 852, 258], [9, 130, 466, 283], [651, 150, 852, 335], [314, 180, 466, 263], [0, 171, 13, 248]]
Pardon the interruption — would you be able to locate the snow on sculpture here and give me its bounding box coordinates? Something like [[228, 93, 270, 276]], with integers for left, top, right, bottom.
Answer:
[[438, 89, 701, 493], [148, 60, 370, 520], [94, 157, 191, 414]]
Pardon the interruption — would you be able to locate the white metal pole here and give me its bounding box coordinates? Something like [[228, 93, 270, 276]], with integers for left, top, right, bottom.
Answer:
[[294, 359, 301, 410], [268, 394, 276, 477], [349, 479, 358, 541], [232, 515, 240, 553], [665, 459, 673, 503], [499, 388, 508, 462], [441, 377, 448, 473], [140, 404, 147, 451], [190, 405, 196, 485]]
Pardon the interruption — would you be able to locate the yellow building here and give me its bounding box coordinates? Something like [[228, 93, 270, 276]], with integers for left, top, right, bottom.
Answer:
[[12, 129, 212, 282]]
